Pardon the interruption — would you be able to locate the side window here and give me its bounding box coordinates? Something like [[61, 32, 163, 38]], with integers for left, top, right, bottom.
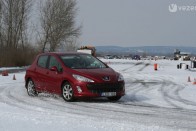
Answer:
[[37, 55, 48, 68], [49, 56, 63, 72]]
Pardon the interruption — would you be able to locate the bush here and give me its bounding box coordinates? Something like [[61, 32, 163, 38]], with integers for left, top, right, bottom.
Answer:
[[0, 45, 39, 67]]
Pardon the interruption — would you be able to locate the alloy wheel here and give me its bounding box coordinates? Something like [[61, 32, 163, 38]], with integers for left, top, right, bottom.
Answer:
[[62, 82, 74, 102], [27, 79, 38, 96]]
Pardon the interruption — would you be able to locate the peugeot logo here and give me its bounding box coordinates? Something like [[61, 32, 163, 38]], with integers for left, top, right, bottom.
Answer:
[[102, 76, 110, 81]]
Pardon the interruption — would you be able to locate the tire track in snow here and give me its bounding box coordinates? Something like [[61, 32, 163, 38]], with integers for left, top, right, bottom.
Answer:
[[1, 84, 196, 130], [1, 62, 196, 130], [160, 80, 196, 108], [116, 61, 196, 110]]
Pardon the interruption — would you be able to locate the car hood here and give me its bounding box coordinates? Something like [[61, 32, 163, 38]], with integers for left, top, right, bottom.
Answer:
[[74, 68, 118, 82]]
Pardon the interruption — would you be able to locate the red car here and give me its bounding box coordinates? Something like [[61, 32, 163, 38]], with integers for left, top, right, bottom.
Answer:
[[25, 52, 125, 102]]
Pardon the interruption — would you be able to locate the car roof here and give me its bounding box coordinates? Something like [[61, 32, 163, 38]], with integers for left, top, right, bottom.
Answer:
[[39, 52, 88, 56]]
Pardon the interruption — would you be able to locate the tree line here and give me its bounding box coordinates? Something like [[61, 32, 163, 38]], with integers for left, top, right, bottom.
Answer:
[[0, 0, 80, 67]]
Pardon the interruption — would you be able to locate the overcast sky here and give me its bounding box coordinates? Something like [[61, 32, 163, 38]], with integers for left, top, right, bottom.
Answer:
[[77, 0, 196, 47]]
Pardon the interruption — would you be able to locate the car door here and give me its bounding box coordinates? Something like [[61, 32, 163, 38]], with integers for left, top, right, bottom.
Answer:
[[36, 55, 49, 92], [45, 55, 63, 94]]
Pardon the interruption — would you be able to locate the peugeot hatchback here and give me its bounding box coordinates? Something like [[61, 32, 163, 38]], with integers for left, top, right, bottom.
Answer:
[[25, 52, 125, 102]]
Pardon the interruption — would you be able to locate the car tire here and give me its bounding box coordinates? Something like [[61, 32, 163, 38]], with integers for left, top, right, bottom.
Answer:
[[27, 79, 38, 96], [107, 96, 121, 101], [62, 82, 75, 102]]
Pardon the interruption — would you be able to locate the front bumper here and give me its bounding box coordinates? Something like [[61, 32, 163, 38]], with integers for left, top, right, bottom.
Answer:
[[73, 82, 125, 97]]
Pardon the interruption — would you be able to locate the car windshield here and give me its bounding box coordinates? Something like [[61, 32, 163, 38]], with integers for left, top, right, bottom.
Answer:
[[60, 54, 107, 69]]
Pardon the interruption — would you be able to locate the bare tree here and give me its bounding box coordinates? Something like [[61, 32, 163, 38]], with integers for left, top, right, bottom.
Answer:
[[63, 37, 79, 51], [2, 0, 31, 48], [0, 0, 81, 66], [0, 0, 3, 45], [40, 0, 80, 52], [0, 0, 32, 66]]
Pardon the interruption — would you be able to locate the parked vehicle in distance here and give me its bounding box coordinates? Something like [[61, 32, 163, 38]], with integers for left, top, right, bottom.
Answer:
[[25, 52, 125, 102], [77, 45, 96, 56]]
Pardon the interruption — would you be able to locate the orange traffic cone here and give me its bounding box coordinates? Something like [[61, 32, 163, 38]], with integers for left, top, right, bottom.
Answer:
[[154, 63, 158, 71], [13, 74, 16, 80], [188, 76, 191, 82], [2, 70, 8, 76], [193, 78, 196, 85]]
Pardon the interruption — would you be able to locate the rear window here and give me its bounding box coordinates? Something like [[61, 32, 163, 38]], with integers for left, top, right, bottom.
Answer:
[[37, 55, 48, 68]]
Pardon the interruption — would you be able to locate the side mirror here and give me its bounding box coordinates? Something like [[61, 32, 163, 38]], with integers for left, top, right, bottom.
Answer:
[[50, 66, 58, 72]]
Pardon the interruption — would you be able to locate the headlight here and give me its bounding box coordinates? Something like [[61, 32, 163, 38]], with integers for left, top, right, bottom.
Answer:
[[73, 74, 94, 82], [118, 74, 124, 81]]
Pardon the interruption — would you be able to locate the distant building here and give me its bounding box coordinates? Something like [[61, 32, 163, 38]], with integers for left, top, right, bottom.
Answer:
[[104, 55, 114, 59], [132, 55, 140, 60], [174, 49, 190, 61], [191, 61, 196, 68]]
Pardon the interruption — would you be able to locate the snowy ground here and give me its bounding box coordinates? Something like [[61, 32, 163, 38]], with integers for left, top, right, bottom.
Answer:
[[0, 59, 196, 131]]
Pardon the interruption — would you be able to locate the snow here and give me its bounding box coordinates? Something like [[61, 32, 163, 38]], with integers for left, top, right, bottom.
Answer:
[[0, 67, 24, 71], [0, 59, 196, 131]]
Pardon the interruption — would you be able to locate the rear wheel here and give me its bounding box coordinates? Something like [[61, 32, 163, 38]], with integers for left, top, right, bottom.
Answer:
[[107, 96, 121, 101], [27, 79, 38, 96], [62, 82, 75, 102]]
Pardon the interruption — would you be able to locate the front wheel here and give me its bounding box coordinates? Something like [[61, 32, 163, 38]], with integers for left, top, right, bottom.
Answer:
[[107, 96, 121, 101], [27, 79, 38, 96], [62, 82, 75, 102]]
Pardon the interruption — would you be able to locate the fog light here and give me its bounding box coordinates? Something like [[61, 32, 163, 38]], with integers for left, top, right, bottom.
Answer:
[[76, 86, 82, 93]]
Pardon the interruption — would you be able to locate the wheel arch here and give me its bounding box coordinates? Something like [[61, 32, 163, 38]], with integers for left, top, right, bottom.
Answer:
[[60, 80, 71, 93], [25, 77, 32, 88], [61, 80, 69, 89]]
